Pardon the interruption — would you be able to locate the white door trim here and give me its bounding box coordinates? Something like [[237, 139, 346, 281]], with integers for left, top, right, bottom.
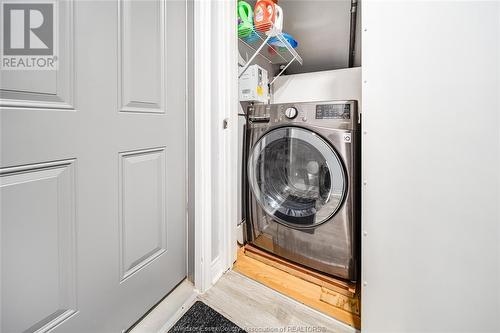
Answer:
[[193, 0, 213, 293], [213, 0, 239, 285], [193, 0, 238, 292]]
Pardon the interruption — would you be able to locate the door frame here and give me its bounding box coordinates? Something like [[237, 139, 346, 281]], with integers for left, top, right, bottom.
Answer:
[[192, 0, 238, 292]]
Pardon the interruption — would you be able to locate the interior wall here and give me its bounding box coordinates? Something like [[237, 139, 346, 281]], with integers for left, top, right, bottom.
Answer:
[[362, 1, 500, 332], [272, 67, 361, 104], [279, 0, 361, 73]]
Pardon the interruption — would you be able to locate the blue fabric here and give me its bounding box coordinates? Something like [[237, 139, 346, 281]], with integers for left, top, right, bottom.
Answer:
[[269, 33, 298, 48]]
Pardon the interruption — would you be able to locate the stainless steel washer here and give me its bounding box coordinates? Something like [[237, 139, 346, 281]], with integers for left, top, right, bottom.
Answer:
[[245, 100, 360, 281]]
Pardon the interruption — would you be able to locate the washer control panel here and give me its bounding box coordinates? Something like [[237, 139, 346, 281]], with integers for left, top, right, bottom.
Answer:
[[256, 101, 358, 127], [315, 103, 351, 119]]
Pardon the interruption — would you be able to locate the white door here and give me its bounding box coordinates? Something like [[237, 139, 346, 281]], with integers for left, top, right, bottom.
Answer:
[[0, 1, 187, 332]]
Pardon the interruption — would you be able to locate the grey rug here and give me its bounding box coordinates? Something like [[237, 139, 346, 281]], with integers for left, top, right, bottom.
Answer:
[[169, 301, 246, 332]]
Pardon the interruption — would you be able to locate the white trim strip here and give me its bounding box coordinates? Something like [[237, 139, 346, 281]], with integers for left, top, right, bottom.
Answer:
[[193, 0, 213, 293]]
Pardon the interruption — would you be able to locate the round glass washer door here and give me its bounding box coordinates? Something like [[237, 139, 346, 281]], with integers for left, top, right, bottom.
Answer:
[[248, 127, 347, 228]]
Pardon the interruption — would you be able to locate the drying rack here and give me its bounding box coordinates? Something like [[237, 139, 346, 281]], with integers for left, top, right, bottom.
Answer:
[[238, 23, 303, 85]]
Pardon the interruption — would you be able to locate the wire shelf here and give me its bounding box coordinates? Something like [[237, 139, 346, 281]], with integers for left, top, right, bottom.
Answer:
[[238, 23, 302, 84]]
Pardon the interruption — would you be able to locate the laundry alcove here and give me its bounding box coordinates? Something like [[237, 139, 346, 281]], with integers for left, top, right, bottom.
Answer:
[[234, 0, 363, 328]]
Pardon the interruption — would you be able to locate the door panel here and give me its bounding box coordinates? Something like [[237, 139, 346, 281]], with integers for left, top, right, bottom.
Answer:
[[0, 1, 187, 332], [1, 161, 77, 333], [0, 0, 73, 109], [118, 0, 165, 113], [119, 147, 167, 281]]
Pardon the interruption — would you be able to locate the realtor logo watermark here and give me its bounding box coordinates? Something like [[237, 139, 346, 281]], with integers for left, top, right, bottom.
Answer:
[[1, 0, 58, 70]]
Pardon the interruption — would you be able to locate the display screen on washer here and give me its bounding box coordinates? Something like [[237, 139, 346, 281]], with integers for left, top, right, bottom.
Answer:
[[315, 104, 350, 119]]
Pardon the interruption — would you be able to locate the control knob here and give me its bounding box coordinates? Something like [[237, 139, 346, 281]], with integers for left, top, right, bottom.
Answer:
[[284, 107, 298, 119]]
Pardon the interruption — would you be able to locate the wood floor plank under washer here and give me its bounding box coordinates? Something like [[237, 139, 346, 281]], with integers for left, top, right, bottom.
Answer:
[[234, 246, 361, 329], [200, 271, 358, 333]]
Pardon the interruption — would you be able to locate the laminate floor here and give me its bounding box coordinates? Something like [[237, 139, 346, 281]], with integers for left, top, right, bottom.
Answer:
[[200, 270, 359, 333]]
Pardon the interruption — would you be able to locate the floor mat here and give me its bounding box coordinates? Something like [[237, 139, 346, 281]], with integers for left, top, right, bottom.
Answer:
[[169, 301, 246, 332]]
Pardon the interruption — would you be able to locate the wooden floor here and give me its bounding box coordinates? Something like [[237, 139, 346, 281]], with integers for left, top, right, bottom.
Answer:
[[200, 271, 359, 333], [233, 245, 361, 328]]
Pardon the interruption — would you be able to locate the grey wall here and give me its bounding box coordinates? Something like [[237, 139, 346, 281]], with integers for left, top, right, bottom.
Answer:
[[280, 0, 361, 73]]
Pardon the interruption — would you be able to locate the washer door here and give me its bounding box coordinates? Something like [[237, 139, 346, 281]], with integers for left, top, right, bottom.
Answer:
[[248, 127, 347, 228]]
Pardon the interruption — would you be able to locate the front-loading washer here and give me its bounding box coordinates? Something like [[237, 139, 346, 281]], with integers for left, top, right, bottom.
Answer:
[[245, 100, 360, 281]]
